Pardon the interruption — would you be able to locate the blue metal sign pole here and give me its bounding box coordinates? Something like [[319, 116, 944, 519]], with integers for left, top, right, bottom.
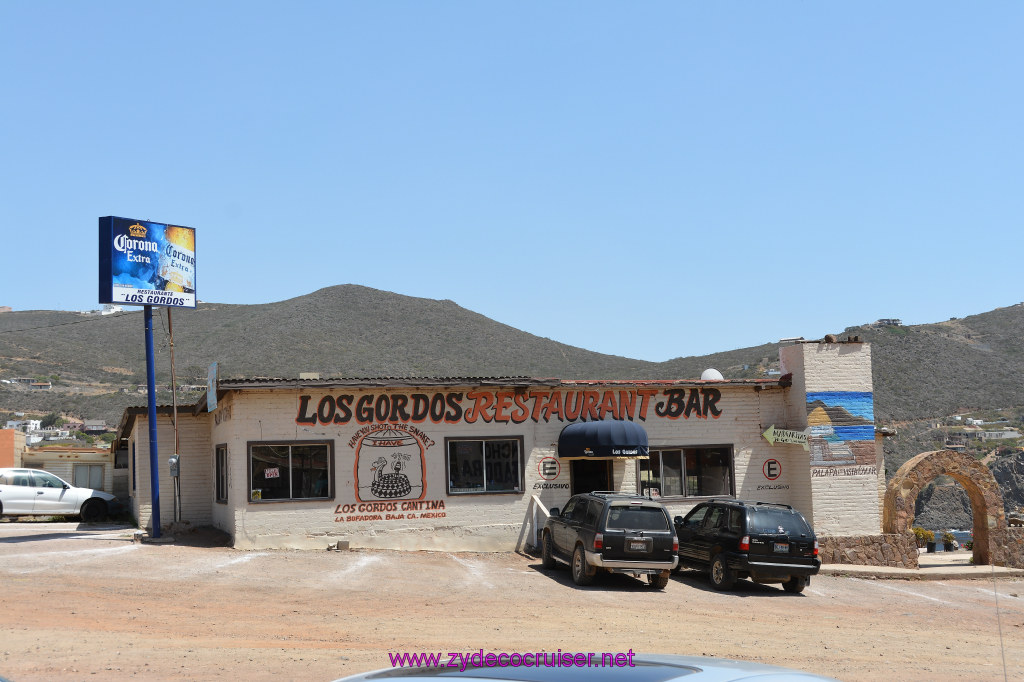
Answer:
[[144, 305, 162, 538]]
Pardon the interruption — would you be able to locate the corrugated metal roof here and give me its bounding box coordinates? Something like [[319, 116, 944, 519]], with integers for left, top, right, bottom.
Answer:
[[217, 376, 561, 389], [215, 374, 788, 390]]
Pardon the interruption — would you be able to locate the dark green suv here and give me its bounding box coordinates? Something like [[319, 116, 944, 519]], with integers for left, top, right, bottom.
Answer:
[[674, 499, 820, 593], [541, 492, 678, 588]]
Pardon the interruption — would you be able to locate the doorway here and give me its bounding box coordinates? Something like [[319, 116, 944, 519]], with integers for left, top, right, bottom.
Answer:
[[571, 459, 612, 495]]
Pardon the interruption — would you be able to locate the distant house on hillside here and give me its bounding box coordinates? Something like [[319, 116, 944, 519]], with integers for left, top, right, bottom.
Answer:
[[29, 381, 52, 390], [82, 420, 108, 434], [981, 428, 1021, 441], [5, 419, 42, 432], [874, 318, 902, 327]]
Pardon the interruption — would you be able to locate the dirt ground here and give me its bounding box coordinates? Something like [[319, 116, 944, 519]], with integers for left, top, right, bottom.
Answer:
[[0, 523, 1022, 682]]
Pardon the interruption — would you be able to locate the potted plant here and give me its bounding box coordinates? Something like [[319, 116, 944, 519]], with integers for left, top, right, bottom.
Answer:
[[941, 531, 956, 552], [913, 526, 935, 552], [912, 526, 927, 547]]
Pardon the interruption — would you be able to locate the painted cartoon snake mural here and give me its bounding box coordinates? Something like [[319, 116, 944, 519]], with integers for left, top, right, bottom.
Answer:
[[370, 455, 412, 498]]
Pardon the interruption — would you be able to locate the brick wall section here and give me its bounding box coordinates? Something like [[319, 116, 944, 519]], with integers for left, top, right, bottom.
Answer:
[[130, 412, 213, 532], [819, 533, 919, 568], [780, 342, 884, 537]]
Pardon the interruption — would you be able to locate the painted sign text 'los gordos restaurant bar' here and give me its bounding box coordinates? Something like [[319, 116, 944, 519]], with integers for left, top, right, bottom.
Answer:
[[294, 388, 724, 426]]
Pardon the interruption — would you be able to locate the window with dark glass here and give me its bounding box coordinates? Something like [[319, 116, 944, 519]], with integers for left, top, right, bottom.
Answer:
[[638, 446, 733, 498], [446, 438, 522, 494], [215, 444, 228, 504], [249, 441, 332, 502], [681, 504, 709, 529]]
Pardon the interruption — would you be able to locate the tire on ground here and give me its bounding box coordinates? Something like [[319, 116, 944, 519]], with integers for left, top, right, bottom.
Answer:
[[783, 575, 807, 593], [571, 545, 595, 586], [709, 552, 736, 590], [648, 571, 669, 589], [80, 499, 107, 523], [541, 531, 556, 569]]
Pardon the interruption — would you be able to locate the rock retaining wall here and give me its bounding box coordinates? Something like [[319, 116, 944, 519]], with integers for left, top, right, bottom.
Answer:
[[990, 528, 1024, 568], [819, 533, 919, 568]]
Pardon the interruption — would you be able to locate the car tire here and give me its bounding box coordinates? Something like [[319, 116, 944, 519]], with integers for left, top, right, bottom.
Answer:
[[571, 545, 595, 586], [647, 571, 670, 589], [80, 499, 106, 523], [782, 576, 807, 594], [709, 553, 736, 590], [541, 531, 556, 569]]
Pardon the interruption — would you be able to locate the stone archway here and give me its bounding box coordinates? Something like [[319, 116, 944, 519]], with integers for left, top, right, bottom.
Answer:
[[883, 450, 1006, 565]]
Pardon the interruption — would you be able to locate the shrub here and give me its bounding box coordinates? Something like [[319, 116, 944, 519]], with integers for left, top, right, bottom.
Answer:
[[912, 527, 935, 546], [941, 531, 956, 546]]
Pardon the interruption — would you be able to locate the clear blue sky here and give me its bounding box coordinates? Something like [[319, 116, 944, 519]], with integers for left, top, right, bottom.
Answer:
[[1, 2, 1021, 362]]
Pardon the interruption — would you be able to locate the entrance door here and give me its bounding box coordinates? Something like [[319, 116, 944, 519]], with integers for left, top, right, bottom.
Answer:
[[570, 459, 612, 495]]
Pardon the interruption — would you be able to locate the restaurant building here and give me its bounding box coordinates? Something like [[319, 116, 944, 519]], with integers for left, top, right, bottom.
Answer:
[[116, 340, 887, 552]]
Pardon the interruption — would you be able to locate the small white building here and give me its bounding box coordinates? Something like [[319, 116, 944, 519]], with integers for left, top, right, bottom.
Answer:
[[21, 445, 115, 492], [5, 419, 42, 432]]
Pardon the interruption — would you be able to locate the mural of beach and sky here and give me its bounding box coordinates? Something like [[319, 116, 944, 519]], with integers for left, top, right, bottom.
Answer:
[[806, 391, 876, 468]]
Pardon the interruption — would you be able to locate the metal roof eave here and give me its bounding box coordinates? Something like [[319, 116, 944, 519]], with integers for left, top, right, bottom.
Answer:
[[209, 374, 792, 392]]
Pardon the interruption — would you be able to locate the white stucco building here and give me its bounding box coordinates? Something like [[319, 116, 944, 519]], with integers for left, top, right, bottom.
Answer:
[[115, 340, 886, 551]]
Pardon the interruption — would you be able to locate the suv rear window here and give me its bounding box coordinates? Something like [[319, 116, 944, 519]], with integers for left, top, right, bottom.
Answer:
[[605, 506, 669, 531], [748, 508, 812, 535]]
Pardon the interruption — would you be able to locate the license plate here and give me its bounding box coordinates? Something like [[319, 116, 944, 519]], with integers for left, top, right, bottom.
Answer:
[[773, 542, 789, 554], [629, 540, 647, 551]]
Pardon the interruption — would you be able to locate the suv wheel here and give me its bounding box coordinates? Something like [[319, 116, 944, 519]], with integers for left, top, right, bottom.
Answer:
[[571, 545, 595, 586], [80, 499, 106, 523], [540, 531, 556, 569], [647, 571, 669, 589], [709, 553, 736, 590], [782, 576, 807, 594]]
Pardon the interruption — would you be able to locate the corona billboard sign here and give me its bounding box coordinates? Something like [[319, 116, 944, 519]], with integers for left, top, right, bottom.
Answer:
[[98, 216, 197, 308]]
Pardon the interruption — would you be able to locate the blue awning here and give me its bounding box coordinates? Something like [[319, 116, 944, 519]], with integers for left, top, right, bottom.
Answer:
[[557, 421, 649, 458]]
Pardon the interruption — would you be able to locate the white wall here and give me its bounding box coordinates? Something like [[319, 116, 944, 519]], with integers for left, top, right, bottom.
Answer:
[[129, 412, 213, 532], [203, 382, 806, 551]]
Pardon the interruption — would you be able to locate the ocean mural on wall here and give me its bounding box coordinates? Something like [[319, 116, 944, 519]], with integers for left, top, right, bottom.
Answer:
[[806, 391, 877, 470]]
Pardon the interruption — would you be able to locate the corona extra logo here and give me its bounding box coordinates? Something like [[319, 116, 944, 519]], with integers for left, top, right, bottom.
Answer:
[[128, 223, 147, 238]]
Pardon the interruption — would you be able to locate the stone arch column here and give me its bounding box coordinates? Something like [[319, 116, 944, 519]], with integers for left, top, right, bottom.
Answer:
[[883, 449, 1006, 565]]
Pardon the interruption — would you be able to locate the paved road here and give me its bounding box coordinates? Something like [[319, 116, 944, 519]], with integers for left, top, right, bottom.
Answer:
[[0, 522, 1022, 681]]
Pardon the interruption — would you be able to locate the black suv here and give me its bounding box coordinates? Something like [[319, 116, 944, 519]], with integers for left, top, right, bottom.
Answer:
[[674, 499, 820, 593], [540, 492, 678, 588]]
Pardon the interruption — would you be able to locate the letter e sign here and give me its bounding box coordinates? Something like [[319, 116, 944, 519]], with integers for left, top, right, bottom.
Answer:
[[763, 459, 781, 481], [538, 456, 560, 481]]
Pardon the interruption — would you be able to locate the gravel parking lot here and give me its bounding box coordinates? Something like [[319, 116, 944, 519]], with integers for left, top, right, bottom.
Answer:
[[0, 522, 1022, 681]]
